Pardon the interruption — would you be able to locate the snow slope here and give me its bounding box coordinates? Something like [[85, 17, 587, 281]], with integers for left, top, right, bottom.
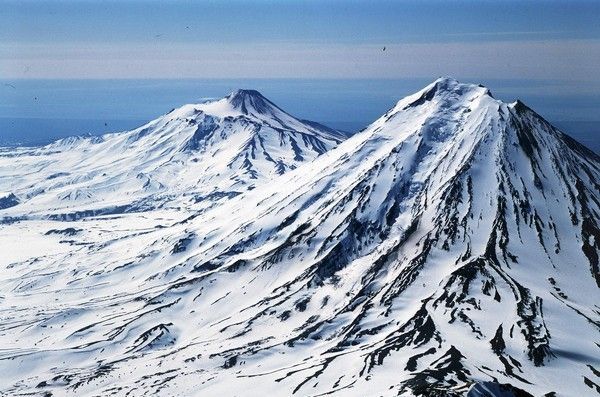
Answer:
[[0, 78, 598, 396], [0, 89, 344, 220]]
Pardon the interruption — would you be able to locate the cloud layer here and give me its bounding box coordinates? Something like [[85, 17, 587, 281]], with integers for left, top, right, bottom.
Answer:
[[2, 39, 599, 81]]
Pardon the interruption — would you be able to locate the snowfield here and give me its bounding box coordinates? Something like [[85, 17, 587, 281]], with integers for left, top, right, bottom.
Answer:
[[0, 78, 599, 396]]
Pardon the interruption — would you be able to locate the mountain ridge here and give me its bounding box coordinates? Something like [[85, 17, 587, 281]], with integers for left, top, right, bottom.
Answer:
[[0, 89, 344, 219], [0, 78, 598, 396]]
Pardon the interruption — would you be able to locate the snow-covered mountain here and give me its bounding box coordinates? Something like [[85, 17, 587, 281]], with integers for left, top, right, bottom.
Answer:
[[1, 78, 599, 396], [0, 89, 344, 219]]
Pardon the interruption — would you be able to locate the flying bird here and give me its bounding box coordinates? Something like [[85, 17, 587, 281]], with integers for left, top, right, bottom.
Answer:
[[382, 46, 386, 51], [3, 83, 15, 89]]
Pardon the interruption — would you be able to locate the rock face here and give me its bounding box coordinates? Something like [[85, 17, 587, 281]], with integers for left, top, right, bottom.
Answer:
[[0, 78, 599, 396]]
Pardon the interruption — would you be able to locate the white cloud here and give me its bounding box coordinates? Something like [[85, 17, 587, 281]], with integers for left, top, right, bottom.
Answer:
[[1, 39, 599, 81]]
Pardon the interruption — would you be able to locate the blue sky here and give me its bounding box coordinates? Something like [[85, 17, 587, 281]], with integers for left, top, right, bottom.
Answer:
[[0, 0, 599, 151], [2, 0, 599, 81]]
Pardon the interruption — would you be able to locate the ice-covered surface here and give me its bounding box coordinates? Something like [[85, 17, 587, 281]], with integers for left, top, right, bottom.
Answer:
[[0, 78, 599, 396]]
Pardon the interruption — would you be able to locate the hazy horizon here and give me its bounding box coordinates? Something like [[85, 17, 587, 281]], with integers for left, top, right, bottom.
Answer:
[[3, 1, 599, 80]]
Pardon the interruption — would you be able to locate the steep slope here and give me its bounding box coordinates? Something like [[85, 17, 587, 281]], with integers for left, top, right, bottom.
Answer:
[[0, 89, 344, 219], [0, 78, 598, 396]]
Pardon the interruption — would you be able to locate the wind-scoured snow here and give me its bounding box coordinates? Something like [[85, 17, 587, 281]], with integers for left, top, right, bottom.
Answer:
[[0, 78, 599, 396]]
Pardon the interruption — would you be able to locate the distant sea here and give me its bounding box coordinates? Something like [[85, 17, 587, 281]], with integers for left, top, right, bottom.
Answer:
[[0, 79, 598, 152]]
